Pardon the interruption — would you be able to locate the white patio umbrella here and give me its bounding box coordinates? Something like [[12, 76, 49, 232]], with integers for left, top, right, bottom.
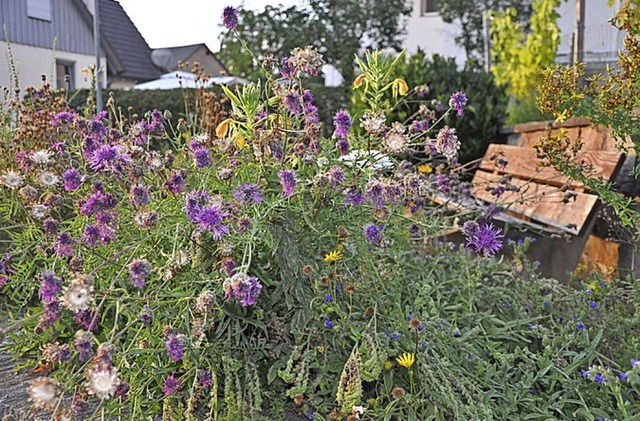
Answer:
[[133, 71, 248, 90]]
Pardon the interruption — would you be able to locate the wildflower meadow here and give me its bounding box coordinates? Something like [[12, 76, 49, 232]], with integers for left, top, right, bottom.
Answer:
[[2, 3, 640, 420]]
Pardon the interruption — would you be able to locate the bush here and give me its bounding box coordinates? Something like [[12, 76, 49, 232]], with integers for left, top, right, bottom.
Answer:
[[350, 51, 509, 163]]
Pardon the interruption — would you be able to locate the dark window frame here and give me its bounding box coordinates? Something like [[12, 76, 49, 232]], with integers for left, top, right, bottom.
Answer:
[[422, 0, 438, 15]]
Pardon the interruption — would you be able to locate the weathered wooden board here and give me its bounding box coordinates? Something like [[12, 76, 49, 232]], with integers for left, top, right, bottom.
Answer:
[[472, 170, 599, 235], [479, 144, 623, 189]]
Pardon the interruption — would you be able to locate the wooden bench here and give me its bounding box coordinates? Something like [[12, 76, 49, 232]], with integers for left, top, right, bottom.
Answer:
[[470, 144, 625, 236]]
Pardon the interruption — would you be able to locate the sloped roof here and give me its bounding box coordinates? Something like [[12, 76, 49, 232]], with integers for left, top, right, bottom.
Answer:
[[163, 44, 203, 63], [97, 0, 162, 81]]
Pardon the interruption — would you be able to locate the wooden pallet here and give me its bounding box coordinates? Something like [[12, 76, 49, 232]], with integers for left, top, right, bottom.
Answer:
[[471, 144, 625, 236]]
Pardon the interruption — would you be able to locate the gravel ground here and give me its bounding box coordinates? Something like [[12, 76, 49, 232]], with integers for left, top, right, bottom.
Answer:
[[0, 324, 33, 421]]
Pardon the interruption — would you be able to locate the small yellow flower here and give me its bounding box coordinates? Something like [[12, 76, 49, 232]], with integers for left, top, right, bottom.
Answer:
[[418, 164, 433, 174], [384, 360, 393, 370], [396, 352, 415, 369], [324, 248, 343, 263], [353, 73, 367, 89], [215, 118, 234, 138], [235, 133, 246, 149]]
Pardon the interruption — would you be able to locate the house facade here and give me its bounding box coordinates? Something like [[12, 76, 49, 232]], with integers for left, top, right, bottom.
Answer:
[[404, 0, 623, 72], [0, 0, 107, 93]]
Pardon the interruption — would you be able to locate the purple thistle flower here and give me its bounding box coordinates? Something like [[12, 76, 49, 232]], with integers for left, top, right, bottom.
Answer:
[[337, 138, 349, 156], [51, 111, 78, 126], [74, 330, 94, 362], [193, 147, 212, 168], [54, 231, 75, 257], [165, 334, 184, 363], [139, 306, 153, 326], [364, 223, 383, 244], [343, 188, 365, 206], [163, 374, 182, 396], [185, 190, 211, 221], [63, 168, 83, 191], [283, 91, 302, 115], [81, 224, 101, 248], [449, 91, 468, 116], [79, 186, 117, 216], [200, 369, 212, 388], [40, 270, 62, 303], [222, 6, 238, 29], [223, 274, 262, 307], [88, 143, 129, 173], [464, 222, 503, 257], [279, 57, 296, 79], [37, 300, 62, 331], [233, 183, 263, 205], [128, 259, 151, 288], [74, 308, 99, 331], [327, 166, 345, 185], [166, 170, 187, 194], [237, 216, 251, 234], [193, 205, 230, 239], [333, 110, 352, 139], [129, 184, 150, 207], [278, 169, 296, 197]]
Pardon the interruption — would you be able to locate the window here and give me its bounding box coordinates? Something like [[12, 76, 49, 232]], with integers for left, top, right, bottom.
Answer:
[[27, 0, 51, 21], [421, 0, 437, 15], [56, 61, 74, 90]]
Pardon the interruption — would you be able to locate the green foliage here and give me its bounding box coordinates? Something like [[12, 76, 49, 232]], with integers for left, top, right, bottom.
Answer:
[[436, 0, 534, 67], [218, 0, 413, 84], [490, 0, 561, 100], [351, 51, 509, 163]]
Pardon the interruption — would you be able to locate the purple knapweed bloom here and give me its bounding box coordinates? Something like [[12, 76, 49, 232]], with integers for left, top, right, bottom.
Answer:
[[193, 205, 230, 239], [79, 186, 117, 216], [166, 170, 187, 194], [221, 257, 236, 276], [81, 224, 101, 248], [233, 183, 263, 205], [74, 308, 99, 331], [327, 166, 345, 186], [165, 334, 184, 363], [364, 223, 384, 244], [40, 270, 62, 303], [54, 231, 75, 257], [129, 184, 150, 207], [128, 259, 151, 288], [435, 126, 459, 162], [51, 111, 78, 126], [278, 169, 296, 197], [0, 254, 15, 285], [185, 190, 211, 221], [222, 274, 262, 307], [163, 374, 182, 396], [464, 222, 504, 257], [88, 143, 130, 173], [63, 168, 83, 191], [193, 147, 212, 168], [333, 109, 352, 140], [344, 188, 365, 206], [74, 330, 94, 362], [449, 91, 468, 116], [337, 138, 349, 156], [222, 6, 238, 29], [283, 91, 302, 115], [200, 369, 212, 388]]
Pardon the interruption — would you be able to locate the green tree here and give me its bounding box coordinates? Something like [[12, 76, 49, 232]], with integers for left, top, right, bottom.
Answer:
[[218, 0, 413, 84], [435, 0, 534, 66]]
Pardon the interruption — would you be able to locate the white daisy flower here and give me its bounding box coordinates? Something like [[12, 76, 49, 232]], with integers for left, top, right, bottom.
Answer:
[[28, 377, 60, 410], [30, 150, 53, 165], [62, 279, 93, 313], [30, 204, 49, 220], [2, 170, 24, 189], [86, 366, 120, 400], [38, 171, 60, 188]]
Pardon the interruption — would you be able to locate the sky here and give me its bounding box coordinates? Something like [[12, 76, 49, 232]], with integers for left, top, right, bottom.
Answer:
[[116, 0, 299, 53]]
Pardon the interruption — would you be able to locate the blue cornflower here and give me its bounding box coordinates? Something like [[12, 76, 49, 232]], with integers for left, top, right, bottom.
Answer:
[[590, 301, 598, 309], [421, 343, 428, 349], [595, 373, 605, 384], [391, 333, 399, 340], [324, 318, 333, 329], [581, 369, 589, 378], [324, 294, 333, 303], [620, 372, 629, 381], [577, 322, 584, 331], [503, 303, 511, 309]]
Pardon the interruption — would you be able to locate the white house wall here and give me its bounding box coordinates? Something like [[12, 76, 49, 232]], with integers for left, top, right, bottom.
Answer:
[[404, 0, 466, 64], [0, 41, 106, 92]]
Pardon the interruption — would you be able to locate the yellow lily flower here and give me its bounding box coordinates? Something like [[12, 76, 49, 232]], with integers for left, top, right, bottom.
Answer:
[[215, 118, 234, 138], [353, 73, 367, 89]]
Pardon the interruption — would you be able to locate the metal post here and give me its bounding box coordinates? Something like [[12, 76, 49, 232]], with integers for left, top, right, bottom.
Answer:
[[483, 9, 491, 72], [573, 0, 585, 64], [93, 0, 103, 112]]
